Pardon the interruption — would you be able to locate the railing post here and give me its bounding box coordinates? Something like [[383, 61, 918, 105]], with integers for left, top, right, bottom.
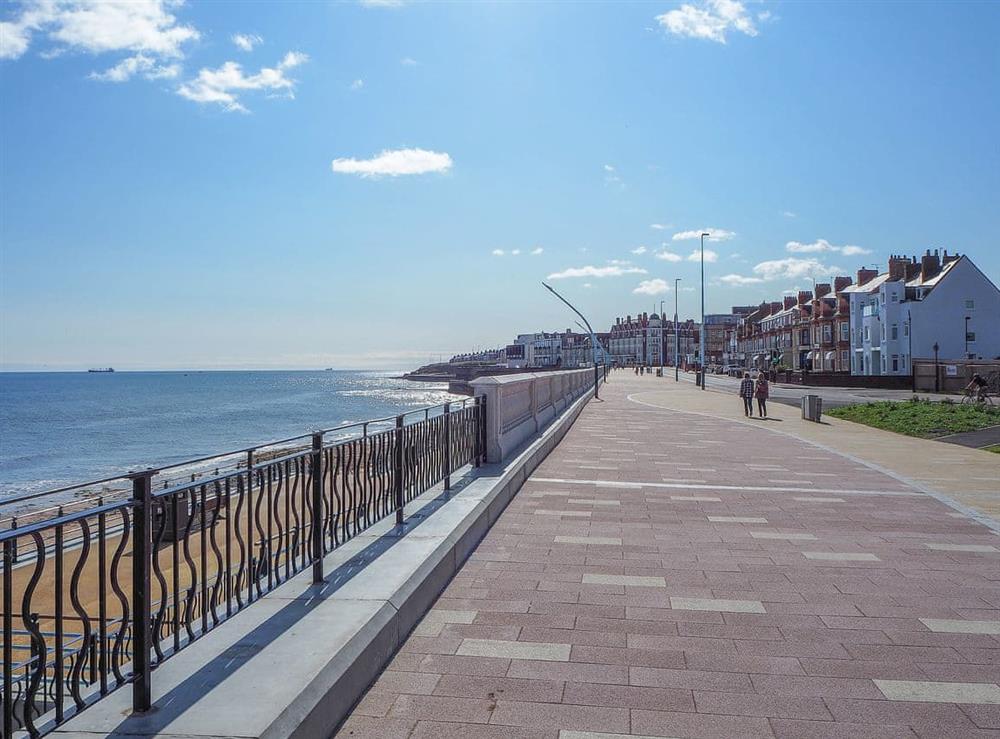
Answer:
[[129, 469, 154, 713], [477, 394, 486, 466], [9, 517, 16, 563], [394, 415, 404, 525], [443, 403, 451, 490], [3, 538, 14, 738], [311, 432, 324, 583]]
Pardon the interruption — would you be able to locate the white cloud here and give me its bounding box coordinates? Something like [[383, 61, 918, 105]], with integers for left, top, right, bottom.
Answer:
[[232, 33, 262, 52], [603, 163, 623, 187], [719, 273, 764, 286], [1, 0, 199, 62], [360, 0, 405, 6], [331, 147, 453, 177], [649, 223, 668, 230], [632, 246, 648, 255], [633, 279, 671, 295], [531, 247, 544, 255], [400, 56, 417, 66], [786, 239, 871, 256], [655, 0, 759, 44], [350, 78, 364, 90], [673, 228, 734, 242], [782, 210, 796, 218], [753, 257, 841, 281], [89, 53, 179, 82], [687, 248, 718, 262], [582, 283, 592, 289], [547, 264, 648, 280], [511, 249, 521, 256], [177, 51, 308, 113], [491, 249, 504, 256], [655, 250, 683, 262]]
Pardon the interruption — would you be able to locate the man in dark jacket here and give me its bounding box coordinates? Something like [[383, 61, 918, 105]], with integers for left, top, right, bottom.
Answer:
[[739, 372, 754, 417]]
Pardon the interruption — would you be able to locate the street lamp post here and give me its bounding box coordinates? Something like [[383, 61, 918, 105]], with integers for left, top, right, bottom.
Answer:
[[543, 282, 600, 399], [674, 278, 681, 382], [700, 232, 709, 390], [965, 316, 971, 358], [659, 299, 665, 376], [933, 341, 940, 393]]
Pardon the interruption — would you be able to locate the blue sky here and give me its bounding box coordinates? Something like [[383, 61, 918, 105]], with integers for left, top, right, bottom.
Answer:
[[2, 0, 998, 370]]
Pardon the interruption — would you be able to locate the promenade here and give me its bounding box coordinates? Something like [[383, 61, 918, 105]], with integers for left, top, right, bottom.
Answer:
[[336, 374, 1000, 739]]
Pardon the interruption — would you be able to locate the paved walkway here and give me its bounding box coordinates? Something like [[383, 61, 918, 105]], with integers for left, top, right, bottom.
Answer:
[[335, 375, 1000, 739]]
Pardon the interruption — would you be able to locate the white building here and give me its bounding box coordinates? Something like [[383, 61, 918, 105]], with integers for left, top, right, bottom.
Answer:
[[505, 330, 609, 369], [846, 251, 1000, 375]]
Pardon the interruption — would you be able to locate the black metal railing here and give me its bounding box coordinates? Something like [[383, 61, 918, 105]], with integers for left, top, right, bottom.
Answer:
[[0, 397, 485, 738]]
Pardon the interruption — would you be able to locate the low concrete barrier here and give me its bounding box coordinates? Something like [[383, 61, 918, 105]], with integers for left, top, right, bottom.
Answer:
[[472, 368, 596, 463], [55, 369, 598, 739]]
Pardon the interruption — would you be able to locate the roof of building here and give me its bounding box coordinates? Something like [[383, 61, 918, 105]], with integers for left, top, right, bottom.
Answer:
[[905, 254, 961, 288], [840, 272, 892, 294]]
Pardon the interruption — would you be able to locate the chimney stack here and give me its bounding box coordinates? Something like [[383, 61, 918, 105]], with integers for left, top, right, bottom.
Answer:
[[920, 249, 941, 282], [770, 301, 783, 314], [784, 296, 796, 309], [834, 275, 853, 294], [798, 290, 812, 305], [903, 257, 921, 282], [942, 249, 959, 266], [856, 267, 878, 286], [814, 283, 831, 298], [888, 254, 908, 281]]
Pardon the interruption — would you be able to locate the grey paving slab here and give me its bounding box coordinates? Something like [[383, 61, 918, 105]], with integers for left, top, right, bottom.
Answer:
[[874, 679, 1000, 704], [582, 574, 666, 587], [924, 543, 998, 552], [919, 618, 1000, 634], [669, 597, 766, 613], [456, 638, 571, 661], [802, 551, 880, 561]]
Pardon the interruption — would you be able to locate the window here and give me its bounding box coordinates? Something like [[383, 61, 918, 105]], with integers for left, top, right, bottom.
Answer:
[[892, 356, 899, 372], [965, 299, 975, 310], [903, 323, 909, 337], [864, 326, 869, 341], [841, 350, 849, 366], [967, 332, 976, 342], [891, 325, 897, 340], [840, 322, 849, 341], [823, 325, 832, 343]]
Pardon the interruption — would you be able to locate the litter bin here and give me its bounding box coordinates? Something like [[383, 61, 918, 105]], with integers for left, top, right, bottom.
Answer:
[[656, 368, 663, 377], [801, 394, 823, 422]]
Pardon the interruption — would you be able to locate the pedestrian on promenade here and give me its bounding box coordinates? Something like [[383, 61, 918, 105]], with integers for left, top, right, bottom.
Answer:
[[739, 371, 754, 417], [755, 372, 770, 418]]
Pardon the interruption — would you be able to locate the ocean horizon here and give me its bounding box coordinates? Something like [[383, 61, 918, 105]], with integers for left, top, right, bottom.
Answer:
[[0, 369, 461, 497]]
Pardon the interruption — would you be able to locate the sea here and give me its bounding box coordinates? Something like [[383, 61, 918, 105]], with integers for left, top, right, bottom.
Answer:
[[0, 370, 461, 499]]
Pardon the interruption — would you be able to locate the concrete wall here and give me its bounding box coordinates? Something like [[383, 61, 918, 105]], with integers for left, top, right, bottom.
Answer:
[[471, 368, 597, 463]]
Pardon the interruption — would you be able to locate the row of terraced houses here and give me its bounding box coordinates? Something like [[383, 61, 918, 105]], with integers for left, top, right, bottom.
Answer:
[[728, 250, 1000, 376]]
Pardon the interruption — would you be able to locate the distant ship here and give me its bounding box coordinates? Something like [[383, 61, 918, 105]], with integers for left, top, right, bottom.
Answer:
[[88, 367, 115, 373]]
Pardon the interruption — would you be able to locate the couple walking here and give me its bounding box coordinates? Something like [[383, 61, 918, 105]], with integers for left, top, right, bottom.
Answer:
[[738, 371, 769, 418]]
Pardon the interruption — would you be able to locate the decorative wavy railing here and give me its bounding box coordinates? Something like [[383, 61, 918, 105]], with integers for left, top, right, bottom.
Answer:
[[0, 397, 485, 738]]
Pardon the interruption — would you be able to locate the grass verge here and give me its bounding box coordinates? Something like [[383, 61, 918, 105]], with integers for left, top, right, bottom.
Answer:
[[826, 398, 1000, 439]]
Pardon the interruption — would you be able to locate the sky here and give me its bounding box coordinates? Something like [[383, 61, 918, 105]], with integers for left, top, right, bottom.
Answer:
[[2, 0, 998, 371]]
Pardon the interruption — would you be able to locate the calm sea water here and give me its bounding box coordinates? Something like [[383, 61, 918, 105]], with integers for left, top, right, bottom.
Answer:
[[0, 371, 460, 496]]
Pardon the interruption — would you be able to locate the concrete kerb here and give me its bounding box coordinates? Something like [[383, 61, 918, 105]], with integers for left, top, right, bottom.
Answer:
[[54, 381, 596, 739]]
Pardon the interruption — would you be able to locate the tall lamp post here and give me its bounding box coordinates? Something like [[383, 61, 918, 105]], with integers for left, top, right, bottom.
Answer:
[[543, 282, 600, 399], [674, 278, 681, 382], [659, 299, 666, 376], [700, 232, 709, 389], [933, 341, 940, 393], [965, 316, 971, 358]]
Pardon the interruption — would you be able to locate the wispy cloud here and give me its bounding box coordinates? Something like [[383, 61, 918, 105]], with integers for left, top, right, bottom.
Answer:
[[719, 273, 764, 286], [753, 257, 841, 281], [511, 249, 521, 256], [673, 228, 734, 242], [547, 263, 648, 280], [491, 249, 504, 257], [786, 239, 871, 256], [633, 279, 671, 295], [177, 51, 308, 113], [400, 57, 418, 66], [232, 33, 262, 52], [687, 249, 718, 263], [90, 54, 180, 82], [655, 249, 683, 262], [350, 78, 364, 90], [531, 247, 544, 256], [632, 246, 648, 255], [1, 0, 199, 62], [603, 163, 624, 188], [655, 0, 760, 44], [331, 148, 453, 177], [782, 210, 796, 218], [649, 223, 671, 230]]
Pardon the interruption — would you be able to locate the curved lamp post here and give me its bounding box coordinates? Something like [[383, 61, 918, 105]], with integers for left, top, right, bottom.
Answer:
[[700, 232, 710, 390], [543, 282, 600, 399]]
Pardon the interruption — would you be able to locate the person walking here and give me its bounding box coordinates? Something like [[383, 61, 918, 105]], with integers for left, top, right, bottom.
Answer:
[[739, 371, 754, 417], [755, 372, 770, 418]]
